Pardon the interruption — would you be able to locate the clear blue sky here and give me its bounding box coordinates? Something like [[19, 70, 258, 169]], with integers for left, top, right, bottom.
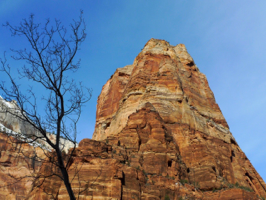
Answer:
[[0, 1, 265, 182]]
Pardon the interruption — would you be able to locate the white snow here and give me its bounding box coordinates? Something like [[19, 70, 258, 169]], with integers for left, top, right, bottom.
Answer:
[[0, 122, 51, 151], [0, 96, 76, 152], [0, 99, 13, 109]]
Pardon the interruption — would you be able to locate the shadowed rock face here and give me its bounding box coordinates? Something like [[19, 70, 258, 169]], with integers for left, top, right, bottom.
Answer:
[[2, 39, 266, 199]]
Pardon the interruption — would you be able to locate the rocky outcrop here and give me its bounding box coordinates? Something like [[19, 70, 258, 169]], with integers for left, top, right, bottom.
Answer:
[[93, 40, 230, 142], [1, 39, 265, 199], [0, 132, 44, 200], [89, 39, 266, 199], [29, 136, 263, 199]]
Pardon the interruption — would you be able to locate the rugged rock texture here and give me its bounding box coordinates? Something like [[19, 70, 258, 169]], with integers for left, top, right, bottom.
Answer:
[[1, 39, 265, 199], [0, 132, 44, 200], [89, 39, 266, 199], [30, 137, 264, 199]]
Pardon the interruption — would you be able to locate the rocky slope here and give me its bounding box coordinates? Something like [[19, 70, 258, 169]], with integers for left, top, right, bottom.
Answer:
[[1, 38, 265, 199]]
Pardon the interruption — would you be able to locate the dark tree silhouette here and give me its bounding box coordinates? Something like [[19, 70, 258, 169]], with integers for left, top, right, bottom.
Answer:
[[0, 11, 91, 200]]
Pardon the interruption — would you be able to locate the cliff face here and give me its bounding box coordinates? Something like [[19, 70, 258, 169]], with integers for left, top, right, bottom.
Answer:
[[93, 39, 230, 142], [1, 39, 265, 199], [0, 132, 44, 200], [32, 39, 264, 199], [88, 39, 266, 198]]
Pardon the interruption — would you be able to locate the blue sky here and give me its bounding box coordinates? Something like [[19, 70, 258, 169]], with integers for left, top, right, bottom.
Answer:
[[0, 1, 265, 182]]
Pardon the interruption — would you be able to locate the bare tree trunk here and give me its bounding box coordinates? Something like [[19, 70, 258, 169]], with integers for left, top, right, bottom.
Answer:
[[57, 150, 76, 200]]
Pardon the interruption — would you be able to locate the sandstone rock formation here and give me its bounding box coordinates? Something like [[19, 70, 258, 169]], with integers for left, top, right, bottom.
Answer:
[[0, 132, 44, 200], [89, 38, 266, 199], [1, 38, 265, 199]]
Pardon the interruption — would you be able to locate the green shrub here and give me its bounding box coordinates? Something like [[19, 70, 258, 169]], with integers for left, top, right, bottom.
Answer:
[[193, 182, 200, 188], [142, 170, 148, 176], [234, 182, 253, 192], [165, 195, 170, 200], [238, 185, 253, 192], [180, 179, 188, 185]]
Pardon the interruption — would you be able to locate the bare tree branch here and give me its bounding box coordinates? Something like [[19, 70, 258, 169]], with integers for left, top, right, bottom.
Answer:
[[0, 10, 91, 200]]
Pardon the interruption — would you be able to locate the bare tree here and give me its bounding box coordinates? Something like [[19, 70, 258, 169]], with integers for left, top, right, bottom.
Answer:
[[0, 11, 91, 200]]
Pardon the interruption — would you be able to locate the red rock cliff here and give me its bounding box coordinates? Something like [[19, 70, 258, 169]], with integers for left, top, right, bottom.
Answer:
[[88, 38, 266, 199], [8, 38, 266, 199], [0, 132, 44, 200]]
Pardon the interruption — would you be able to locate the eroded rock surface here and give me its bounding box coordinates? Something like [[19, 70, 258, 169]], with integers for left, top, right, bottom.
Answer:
[[89, 39, 266, 199], [0, 132, 44, 200], [1, 39, 265, 199]]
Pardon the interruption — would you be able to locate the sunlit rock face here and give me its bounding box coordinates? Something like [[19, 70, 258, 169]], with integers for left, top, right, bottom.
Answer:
[[88, 39, 266, 198], [0, 132, 44, 200], [4, 39, 265, 199], [93, 39, 230, 142]]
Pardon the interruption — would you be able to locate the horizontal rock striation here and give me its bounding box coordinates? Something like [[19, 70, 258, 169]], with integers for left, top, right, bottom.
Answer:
[[0, 132, 44, 200], [31, 136, 264, 199]]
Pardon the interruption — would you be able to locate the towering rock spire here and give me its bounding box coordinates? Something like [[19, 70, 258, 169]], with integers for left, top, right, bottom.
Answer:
[[93, 38, 230, 142], [23, 39, 266, 199], [91, 38, 266, 198]]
